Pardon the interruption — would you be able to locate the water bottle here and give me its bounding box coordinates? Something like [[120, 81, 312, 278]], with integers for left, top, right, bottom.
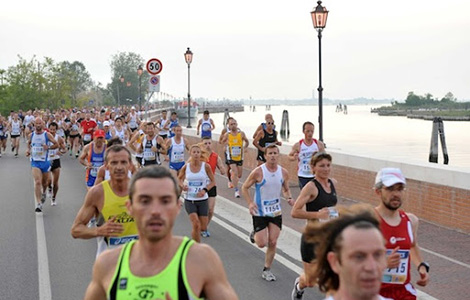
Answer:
[[319, 207, 339, 222]]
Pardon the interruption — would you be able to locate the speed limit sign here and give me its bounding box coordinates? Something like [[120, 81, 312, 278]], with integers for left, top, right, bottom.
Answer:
[[146, 58, 163, 75]]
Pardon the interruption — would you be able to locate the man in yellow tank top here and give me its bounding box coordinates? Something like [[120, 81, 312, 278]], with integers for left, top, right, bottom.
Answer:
[[71, 145, 138, 257], [221, 118, 249, 198], [83, 166, 238, 300]]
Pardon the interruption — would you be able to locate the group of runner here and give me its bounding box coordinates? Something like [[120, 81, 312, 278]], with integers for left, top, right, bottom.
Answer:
[[1, 105, 431, 299]]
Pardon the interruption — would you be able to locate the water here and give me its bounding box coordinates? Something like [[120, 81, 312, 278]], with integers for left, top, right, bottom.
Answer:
[[189, 105, 470, 169]]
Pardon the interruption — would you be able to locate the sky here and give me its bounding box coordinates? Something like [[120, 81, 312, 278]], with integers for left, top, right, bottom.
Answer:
[[1, 0, 469, 101]]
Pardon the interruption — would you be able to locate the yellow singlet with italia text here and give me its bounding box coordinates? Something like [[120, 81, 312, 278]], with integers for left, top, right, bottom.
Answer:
[[101, 180, 138, 248], [227, 132, 243, 161]]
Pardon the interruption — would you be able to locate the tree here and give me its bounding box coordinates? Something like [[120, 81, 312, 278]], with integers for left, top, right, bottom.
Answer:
[[441, 92, 456, 103], [108, 52, 148, 106]]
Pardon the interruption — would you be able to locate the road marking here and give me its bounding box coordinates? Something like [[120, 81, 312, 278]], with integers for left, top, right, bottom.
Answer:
[[213, 195, 439, 300], [421, 247, 470, 269], [36, 212, 52, 300]]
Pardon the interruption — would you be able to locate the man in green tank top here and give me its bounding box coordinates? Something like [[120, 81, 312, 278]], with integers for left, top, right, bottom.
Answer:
[[83, 166, 238, 300]]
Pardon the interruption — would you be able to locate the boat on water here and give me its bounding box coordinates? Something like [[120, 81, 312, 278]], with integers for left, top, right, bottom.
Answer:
[[175, 100, 198, 118]]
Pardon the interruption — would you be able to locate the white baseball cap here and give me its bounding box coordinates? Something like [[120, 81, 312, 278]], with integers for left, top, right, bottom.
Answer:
[[131, 106, 136, 110], [375, 168, 406, 187], [103, 121, 110, 127]]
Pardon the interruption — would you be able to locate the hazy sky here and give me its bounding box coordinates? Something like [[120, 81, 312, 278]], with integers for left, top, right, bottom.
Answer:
[[1, 0, 469, 101]]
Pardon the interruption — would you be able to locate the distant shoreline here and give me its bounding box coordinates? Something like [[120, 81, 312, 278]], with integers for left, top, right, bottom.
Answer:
[[370, 108, 470, 121]]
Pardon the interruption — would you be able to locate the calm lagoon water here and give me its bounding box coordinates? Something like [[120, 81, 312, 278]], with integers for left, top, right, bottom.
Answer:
[[191, 105, 470, 170]]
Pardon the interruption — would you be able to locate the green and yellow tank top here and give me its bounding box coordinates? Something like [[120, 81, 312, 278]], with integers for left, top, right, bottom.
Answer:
[[101, 180, 138, 248], [227, 132, 243, 161], [107, 238, 203, 300]]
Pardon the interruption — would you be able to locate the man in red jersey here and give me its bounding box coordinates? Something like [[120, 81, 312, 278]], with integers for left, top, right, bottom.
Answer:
[[374, 168, 430, 300], [80, 112, 97, 146]]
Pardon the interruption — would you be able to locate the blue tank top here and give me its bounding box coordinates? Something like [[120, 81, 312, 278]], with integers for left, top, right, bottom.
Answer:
[[169, 119, 179, 138], [201, 118, 212, 138], [86, 143, 106, 186]]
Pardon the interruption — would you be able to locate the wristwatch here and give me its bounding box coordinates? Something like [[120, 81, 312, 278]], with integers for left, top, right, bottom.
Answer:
[[418, 262, 430, 273]]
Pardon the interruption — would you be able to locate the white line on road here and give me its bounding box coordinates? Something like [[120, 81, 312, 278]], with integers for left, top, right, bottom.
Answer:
[[213, 195, 439, 300], [36, 212, 52, 300]]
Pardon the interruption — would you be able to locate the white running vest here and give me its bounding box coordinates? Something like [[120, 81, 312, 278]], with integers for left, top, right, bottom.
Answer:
[[31, 132, 49, 161], [297, 139, 319, 178], [185, 162, 208, 201], [169, 137, 185, 164], [254, 164, 283, 217]]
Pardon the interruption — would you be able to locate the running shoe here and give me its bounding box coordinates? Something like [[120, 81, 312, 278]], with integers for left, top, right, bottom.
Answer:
[[201, 231, 209, 238], [75, 154, 79, 158], [40, 193, 46, 204], [291, 277, 304, 300], [11, 146, 14, 152], [228, 181, 234, 189], [51, 198, 57, 206], [234, 189, 240, 198], [35, 203, 42, 213], [14, 153, 18, 158], [262, 269, 276, 282], [249, 230, 255, 243]]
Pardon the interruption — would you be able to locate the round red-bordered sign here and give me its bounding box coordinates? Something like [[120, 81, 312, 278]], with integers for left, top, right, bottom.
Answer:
[[146, 58, 163, 75]]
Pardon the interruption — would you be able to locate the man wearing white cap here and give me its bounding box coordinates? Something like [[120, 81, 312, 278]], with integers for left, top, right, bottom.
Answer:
[[102, 121, 112, 142], [374, 168, 430, 300]]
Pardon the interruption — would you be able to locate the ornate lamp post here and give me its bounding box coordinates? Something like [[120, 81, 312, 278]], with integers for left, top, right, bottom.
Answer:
[[311, 1, 329, 142], [184, 47, 193, 128], [137, 65, 143, 111]]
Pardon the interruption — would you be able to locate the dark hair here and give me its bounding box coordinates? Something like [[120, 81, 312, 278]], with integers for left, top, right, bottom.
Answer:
[[171, 112, 177, 116], [310, 152, 332, 167], [304, 205, 380, 293], [162, 110, 167, 113], [115, 117, 122, 122], [129, 166, 181, 202], [302, 121, 314, 131], [48, 122, 58, 129], [201, 136, 211, 140], [107, 136, 123, 147], [104, 144, 132, 163], [203, 110, 209, 115], [265, 144, 279, 153]]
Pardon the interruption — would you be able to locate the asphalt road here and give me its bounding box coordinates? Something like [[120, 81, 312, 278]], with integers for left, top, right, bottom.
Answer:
[[1, 139, 469, 300]]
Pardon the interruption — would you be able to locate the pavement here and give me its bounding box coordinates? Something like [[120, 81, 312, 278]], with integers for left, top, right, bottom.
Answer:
[[0, 139, 469, 299]]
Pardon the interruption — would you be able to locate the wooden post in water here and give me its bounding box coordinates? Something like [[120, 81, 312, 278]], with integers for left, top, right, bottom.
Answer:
[[280, 110, 290, 140], [429, 117, 449, 164]]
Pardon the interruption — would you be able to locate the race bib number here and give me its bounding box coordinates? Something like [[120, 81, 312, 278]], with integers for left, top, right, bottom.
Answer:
[[90, 167, 98, 177], [83, 134, 92, 142], [231, 146, 241, 157], [262, 199, 281, 217], [32, 146, 44, 157], [301, 160, 311, 174], [173, 151, 184, 162], [382, 249, 410, 284], [108, 235, 139, 247], [188, 181, 204, 198], [144, 150, 156, 160]]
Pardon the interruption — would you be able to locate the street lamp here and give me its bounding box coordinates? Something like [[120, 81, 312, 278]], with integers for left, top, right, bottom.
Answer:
[[117, 75, 124, 106], [137, 65, 143, 111], [311, 0, 329, 142], [184, 47, 193, 128]]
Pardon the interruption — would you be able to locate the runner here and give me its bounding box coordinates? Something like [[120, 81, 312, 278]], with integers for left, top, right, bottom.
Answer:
[[374, 168, 430, 300], [218, 116, 234, 189], [202, 136, 226, 237], [68, 116, 81, 158], [47, 122, 67, 206], [304, 206, 391, 300], [102, 121, 113, 142], [138, 122, 165, 167], [26, 117, 58, 212], [0, 116, 7, 157], [23, 110, 35, 140], [178, 144, 216, 243], [288, 121, 325, 189], [221, 118, 249, 198], [80, 130, 107, 190], [253, 118, 281, 166], [156, 109, 170, 139], [83, 166, 238, 299], [197, 110, 215, 138], [8, 112, 22, 157], [127, 122, 146, 168], [252, 113, 274, 139], [290, 152, 338, 300], [111, 117, 129, 144], [168, 111, 179, 138], [80, 112, 97, 146], [242, 144, 294, 281], [165, 125, 189, 177], [126, 106, 140, 132], [71, 145, 138, 259]]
